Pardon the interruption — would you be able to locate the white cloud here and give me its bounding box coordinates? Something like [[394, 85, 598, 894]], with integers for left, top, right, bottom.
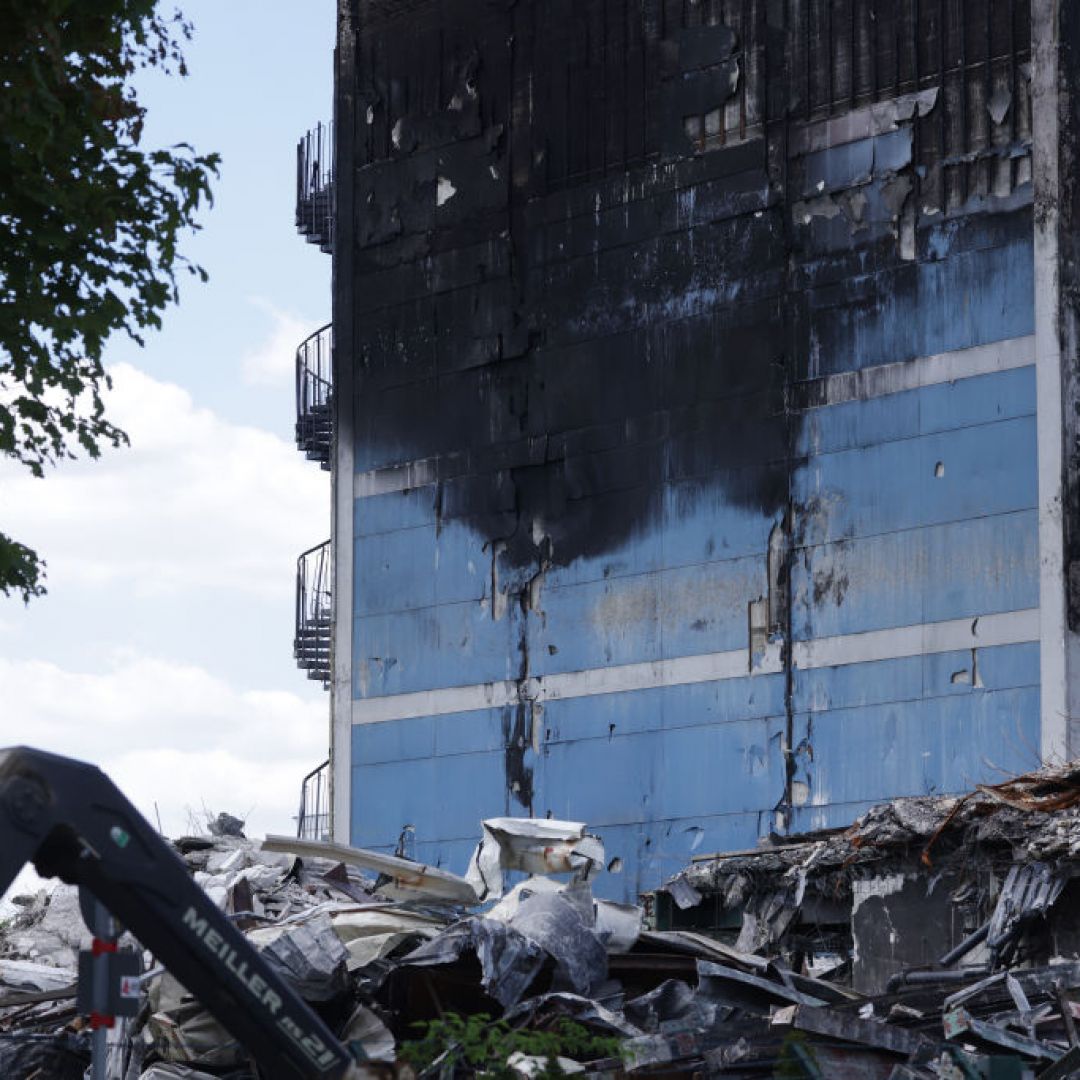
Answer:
[[241, 299, 323, 386], [0, 653, 326, 839], [0, 364, 332, 855], [0, 363, 327, 597]]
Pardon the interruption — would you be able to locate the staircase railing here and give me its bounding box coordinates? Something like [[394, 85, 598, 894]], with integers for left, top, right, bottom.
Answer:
[[294, 539, 332, 687], [295, 121, 333, 253], [295, 323, 333, 469], [296, 758, 331, 840]]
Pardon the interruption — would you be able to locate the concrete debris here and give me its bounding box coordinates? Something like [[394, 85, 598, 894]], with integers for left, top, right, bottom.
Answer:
[[6, 768, 1080, 1075], [507, 1049, 586, 1076], [466, 817, 606, 901], [4, 884, 92, 968], [0, 958, 76, 993], [0, 1031, 89, 1079], [263, 832, 479, 904], [138, 1067, 219, 1080], [340, 1003, 395, 1064], [147, 972, 244, 1068], [246, 913, 352, 1002], [206, 812, 246, 839]]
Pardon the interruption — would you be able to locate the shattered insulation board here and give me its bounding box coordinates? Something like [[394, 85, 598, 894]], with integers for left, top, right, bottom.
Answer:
[[334, 0, 1046, 901]]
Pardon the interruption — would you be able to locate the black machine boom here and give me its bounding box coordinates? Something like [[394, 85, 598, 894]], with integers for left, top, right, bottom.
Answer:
[[0, 746, 359, 1079]]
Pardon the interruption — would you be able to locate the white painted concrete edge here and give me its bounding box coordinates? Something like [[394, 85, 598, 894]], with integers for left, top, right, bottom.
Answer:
[[1033, 0, 1071, 763], [330, 0, 357, 844]]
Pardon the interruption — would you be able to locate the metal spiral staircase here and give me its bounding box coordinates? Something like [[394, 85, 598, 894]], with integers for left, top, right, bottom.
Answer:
[[294, 540, 332, 688], [295, 323, 333, 469], [296, 122, 334, 253], [290, 121, 336, 826]]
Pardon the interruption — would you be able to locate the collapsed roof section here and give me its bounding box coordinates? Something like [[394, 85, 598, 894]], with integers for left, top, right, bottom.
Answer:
[[658, 760, 1080, 996]]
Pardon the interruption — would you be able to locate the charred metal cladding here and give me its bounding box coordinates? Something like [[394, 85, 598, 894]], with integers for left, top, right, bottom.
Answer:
[[338, 0, 1049, 892], [347, 0, 1033, 570]]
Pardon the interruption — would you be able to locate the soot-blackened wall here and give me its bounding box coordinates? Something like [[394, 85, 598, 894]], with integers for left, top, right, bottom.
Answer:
[[337, 0, 1040, 899]]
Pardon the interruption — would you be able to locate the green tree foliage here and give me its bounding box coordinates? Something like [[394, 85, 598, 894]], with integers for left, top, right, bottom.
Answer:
[[0, 1, 218, 600], [399, 1013, 623, 1078]]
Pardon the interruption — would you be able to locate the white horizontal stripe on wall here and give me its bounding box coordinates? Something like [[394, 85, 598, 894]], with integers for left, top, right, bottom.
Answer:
[[352, 608, 1040, 725]]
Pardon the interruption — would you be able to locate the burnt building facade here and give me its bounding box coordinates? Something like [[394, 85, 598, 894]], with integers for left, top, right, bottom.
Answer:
[[292, 0, 1080, 901]]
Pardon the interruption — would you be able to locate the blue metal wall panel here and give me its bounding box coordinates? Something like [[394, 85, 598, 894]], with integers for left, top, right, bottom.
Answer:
[[352, 746, 510, 846], [801, 131, 909, 196], [406, 838, 482, 876], [595, 815, 772, 900], [352, 708, 511, 765], [794, 643, 1041, 715], [354, 486, 438, 537], [661, 480, 780, 566], [527, 555, 768, 677], [395, 814, 771, 901], [789, 643, 1041, 828], [791, 686, 1041, 810], [354, 522, 488, 617], [541, 508, 667, 591], [353, 602, 518, 697], [798, 366, 1036, 457], [794, 416, 1037, 544], [535, 715, 787, 826], [544, 676, 788, 739], [354, 526, 438, 616], [350, 677, 789, 894], [792, 510, 1039, 641]]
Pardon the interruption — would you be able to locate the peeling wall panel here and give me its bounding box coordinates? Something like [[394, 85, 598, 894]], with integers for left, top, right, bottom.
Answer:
[[798, 229, 1036, 379]]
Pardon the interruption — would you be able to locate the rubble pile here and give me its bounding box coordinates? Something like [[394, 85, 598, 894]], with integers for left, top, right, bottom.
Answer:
[[2, 768, 1080, 1076]]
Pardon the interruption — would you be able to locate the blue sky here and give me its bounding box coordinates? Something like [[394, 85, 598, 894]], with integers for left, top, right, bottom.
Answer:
[[0, 2, 338, 843], [112, 1, 334, 433]]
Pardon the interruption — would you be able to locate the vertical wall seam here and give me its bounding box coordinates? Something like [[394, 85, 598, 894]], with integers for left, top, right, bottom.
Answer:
[[1032, 0, 1070, 762]]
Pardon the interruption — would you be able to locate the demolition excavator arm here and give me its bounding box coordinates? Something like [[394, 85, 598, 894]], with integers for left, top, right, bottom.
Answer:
[[0, 746, 361, 1080]]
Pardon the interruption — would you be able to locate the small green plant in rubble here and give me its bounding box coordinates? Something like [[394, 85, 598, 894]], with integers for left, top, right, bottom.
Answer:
[[399, 1012, 622, 1078]]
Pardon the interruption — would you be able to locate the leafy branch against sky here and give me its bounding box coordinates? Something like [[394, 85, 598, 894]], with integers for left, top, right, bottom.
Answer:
[[0, 1, 219, 601]]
